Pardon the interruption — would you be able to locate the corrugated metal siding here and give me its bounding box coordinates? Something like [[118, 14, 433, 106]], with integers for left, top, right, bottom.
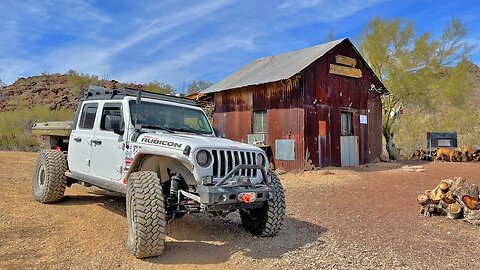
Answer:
[[268, 108, 305, 171], [303, 40, 384, 168], [213, 88, 252, 143], [212, 39, 384, 171], [368, 97, 382, 162], [212, 81, 305, 171], [213, 111, 251, 143]]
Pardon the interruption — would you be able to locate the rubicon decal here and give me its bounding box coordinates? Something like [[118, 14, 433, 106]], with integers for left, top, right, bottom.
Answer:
[[141, 136, 183, 149]]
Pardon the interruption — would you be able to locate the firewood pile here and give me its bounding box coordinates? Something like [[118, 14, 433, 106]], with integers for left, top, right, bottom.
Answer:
[[409, 147, 480, 162], [417, 177, 480, 225]]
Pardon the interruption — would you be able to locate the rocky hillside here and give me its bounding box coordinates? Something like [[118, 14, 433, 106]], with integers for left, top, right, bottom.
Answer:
[[0, 73, 142, 112], [469, 62, 480, 96]]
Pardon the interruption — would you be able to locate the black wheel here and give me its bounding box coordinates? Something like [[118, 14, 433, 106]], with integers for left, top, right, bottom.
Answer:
[[32, 150, 67, 203], [127, 171, 166, 258], [240, 170, 286, 236]]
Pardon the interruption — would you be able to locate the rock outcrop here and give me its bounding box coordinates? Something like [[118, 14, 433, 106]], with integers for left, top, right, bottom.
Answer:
[[0, 73, 142, 111]]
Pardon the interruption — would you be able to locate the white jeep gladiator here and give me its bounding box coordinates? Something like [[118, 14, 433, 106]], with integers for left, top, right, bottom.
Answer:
[[31, 86, 285, 258]]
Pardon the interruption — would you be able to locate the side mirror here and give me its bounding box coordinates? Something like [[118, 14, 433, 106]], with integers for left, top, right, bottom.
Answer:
[[105, 115, 123, 135]]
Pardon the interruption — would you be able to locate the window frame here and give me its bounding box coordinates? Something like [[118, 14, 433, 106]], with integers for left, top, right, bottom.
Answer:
[[78, 103, 98, 130], [252, 110, 268, 134], [100, 102, 123, 132], [340, 112, 354, 136]]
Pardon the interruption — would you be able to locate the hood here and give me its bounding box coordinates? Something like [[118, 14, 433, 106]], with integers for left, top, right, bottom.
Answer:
[[135, 131, 260, 152]]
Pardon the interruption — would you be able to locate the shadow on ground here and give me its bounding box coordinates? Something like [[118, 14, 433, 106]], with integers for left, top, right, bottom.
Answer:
[[61, 190, 327, 265]]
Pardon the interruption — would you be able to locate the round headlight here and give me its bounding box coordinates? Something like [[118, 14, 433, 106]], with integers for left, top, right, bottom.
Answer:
[[196, 150, 210, 167], [257, 153, 266, 166]]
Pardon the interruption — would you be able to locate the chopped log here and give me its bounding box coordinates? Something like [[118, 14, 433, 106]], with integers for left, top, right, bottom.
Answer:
[[425, 189, 441, 204], [451, 177, 466, 192], [419, 204, 437, 217], [441, 191, 455, 204], [436, 200, 448, 215], [438, 180, 449, 191], [446, 203, 462, 219], [463, 208, 480, 225], [417, 194, 432, 206], [444, 179, 453, 187], [426, 187, 446, 203], [467, 184, 479, 199], [462, 195, 479, 210], [453, 182, 479, 209]]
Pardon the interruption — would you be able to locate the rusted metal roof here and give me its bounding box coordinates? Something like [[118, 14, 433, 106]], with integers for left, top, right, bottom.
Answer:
[[202, 38, 346, 94]]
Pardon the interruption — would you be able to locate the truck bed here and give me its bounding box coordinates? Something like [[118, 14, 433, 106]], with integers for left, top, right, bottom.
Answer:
[[32, 121, 73, 150], [32, 121, 73, 138]]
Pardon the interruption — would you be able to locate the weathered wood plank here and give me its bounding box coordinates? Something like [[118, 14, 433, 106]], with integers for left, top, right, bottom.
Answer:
[[329, 64, 362, 78], [335, 54, 357, 67]]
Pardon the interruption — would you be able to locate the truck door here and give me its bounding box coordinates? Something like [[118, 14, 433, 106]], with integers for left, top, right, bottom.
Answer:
[[90, 102, 125, 181], [68, 102, 98, 173]]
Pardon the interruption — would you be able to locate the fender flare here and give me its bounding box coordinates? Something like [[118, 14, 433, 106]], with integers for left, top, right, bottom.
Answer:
[[126, 151, 196, 185]]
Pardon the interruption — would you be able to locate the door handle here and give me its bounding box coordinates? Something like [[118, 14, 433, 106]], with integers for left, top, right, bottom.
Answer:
[[74, 137, 82, 142], [92, 139, 102, 145]]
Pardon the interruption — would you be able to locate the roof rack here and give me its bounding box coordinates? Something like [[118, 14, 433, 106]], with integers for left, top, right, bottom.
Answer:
[[82, 85, 196, 106]]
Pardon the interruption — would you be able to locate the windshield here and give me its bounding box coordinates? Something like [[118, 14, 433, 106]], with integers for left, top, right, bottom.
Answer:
[[129, 100, 213, 135]]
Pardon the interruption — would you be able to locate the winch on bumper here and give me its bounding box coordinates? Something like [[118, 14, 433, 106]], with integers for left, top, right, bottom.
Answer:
[[192, 165, 275, 210]]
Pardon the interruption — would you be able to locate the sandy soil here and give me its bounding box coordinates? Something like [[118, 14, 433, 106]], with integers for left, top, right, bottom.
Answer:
[[1, 151, 479, 269]]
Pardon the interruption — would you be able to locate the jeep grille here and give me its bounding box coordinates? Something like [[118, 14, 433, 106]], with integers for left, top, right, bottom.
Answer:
[[211, 150, 259, 179]]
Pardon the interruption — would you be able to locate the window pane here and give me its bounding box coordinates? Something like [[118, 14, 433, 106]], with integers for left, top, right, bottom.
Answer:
[[101, 104, 122, 130], [129, 101, 212, 134], [340, 112, 353, 136], [79, 104, 97, 129], [253, 111, 267, 133]]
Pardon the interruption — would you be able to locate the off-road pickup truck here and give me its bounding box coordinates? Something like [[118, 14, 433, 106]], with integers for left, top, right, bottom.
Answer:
[[31, 86, 285, 258]]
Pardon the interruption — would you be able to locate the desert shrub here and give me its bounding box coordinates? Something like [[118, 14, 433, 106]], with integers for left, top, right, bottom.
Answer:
[[66, 69, 101, 94], [144, 81, 174, 94], [0, 106, 73, 151], [394, 104, 480, 155]]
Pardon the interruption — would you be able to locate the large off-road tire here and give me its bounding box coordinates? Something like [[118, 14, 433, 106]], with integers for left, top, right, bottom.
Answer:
[[127, 171, 166, 258], [240, 170, 286, 236], [32, 150, 67, 203]]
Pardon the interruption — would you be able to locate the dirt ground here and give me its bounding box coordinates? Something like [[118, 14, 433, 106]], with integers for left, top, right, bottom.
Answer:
[[1, 151, 480, 270]]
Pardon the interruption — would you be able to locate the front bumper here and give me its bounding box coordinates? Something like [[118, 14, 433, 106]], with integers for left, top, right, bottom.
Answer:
[[196, 164, 274, 207]]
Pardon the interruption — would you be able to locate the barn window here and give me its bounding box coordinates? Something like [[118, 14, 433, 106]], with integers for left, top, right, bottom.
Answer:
[[340, 112, 353, 136], [253, 110, 267, 134]]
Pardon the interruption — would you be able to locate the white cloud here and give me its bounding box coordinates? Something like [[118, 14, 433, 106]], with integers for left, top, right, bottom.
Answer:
[[0, 0, 232, 84], [279, 0, 326, 9], [116, 36, 256, 84], [278, 0, 387, 22]]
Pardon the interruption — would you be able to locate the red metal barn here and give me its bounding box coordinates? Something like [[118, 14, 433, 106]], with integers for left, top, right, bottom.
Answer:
[[200, 38, 388, 172]]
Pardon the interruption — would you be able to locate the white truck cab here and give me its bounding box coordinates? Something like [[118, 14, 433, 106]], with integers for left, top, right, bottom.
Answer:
[[31, 86, 285, 258]]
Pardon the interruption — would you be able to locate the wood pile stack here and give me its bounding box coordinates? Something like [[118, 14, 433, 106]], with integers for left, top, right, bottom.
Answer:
[[409, 147, 480, 162], [417, 177, 480, 225]]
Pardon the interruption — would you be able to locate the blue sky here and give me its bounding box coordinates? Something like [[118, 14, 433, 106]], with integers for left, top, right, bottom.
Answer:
[[1, 0, 479, 92]]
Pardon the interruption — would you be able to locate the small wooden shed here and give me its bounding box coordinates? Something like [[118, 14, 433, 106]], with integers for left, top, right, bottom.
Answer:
[[200, 38, 388, 171]]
